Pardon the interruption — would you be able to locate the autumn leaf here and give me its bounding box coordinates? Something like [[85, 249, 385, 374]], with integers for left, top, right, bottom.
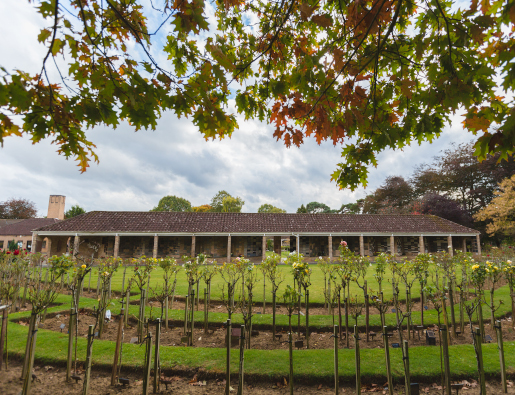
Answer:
[[311, 14, 332, 28]]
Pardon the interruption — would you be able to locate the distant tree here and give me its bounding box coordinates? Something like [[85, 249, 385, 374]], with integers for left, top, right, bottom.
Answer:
[[296, 204, 308, 214], [192, 205, 213, 212], [258, 204, 286, 213], [411, 142, 515, 215], [337, 202, 362, 214], [0, 198, 37, 219], [151, 195, 192, 212], [211, 191, 244, 212], [375, 176, 414, 209], [221, 196, 245, 213], [421, 194, 473, 228], [306, 202, 332, 214], [65, 205, 86, 219], [474, 175, 515, 237]]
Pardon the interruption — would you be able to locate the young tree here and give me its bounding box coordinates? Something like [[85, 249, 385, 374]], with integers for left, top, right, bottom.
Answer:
[[296, 204, 308, 214], [0, 198, 37, 219], [65, 205, 86, 219], [151, 195, 192, 212], [221, 196, 244, 213]]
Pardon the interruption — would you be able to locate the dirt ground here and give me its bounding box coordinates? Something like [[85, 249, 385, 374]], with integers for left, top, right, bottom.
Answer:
[[0, 362, 514, 394], [33, 311, 514, 350]]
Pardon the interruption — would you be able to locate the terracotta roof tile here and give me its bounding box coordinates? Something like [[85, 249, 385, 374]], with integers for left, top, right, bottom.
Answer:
[[0, 218, 61, 236], [33, 212, 478, 234]]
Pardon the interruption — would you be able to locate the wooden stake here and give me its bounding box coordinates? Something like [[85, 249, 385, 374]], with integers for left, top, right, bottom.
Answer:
[[354, 325, 361, 395], [297, 294, 301, 339], [21, 313, 36, 380], [184, 295, 189, 336], [204, 288, 208, 334], [124, 290, 130, 328], [345, 296, 349, 348], [111, 308, 124, 386], [82, 325, 94, 395], [142, 332, 152, 395], [165, 296, 169, 331], [334, 325, 339, 395], [66, 308, 76, 382], [364, 280, 369, 342], [306, 290, 310, 349], [121, 267, 127, 295], [449, 278, 456, 336], [87, 270, 92, 293], [225, 319, 231, 395], [383, 326, 394, 395], [272, 291, 276, 340], [153, 318, 161, 394], [0, 308, 8, 370], [441, 325, 451, 395], [263, 272, 266, 314], [289, 331, 293, 395], [237, 324, 245, 395], [21, 315, 39, 395], [190, 290, 195, 346], [474, 328, 486, 395], [495, 321, 507, 393], [403, 340, 411, 395]]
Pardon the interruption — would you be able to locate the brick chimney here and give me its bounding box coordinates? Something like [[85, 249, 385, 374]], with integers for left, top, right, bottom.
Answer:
[[47, 195, 66, 220]]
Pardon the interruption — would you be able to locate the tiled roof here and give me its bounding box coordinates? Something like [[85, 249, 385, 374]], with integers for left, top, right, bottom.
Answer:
[[0, 219, 24, 229], [33, 212, 478, 235], [0, 218, 61, 236]]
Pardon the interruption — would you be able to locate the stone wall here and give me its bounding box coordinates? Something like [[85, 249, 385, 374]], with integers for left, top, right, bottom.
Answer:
[[195, 236, 227, 258], [157, 236, 191, 258], [119, 236, 154, 258]]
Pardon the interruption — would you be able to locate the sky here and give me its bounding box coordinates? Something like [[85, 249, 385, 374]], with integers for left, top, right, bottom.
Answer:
[[0, 1, 475, 216]]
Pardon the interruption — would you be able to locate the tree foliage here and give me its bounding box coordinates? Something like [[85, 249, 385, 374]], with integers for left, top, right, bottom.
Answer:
[[474, 175, 515, 237], [2, 0, 515, 187], [420, 194, 473, 228], [151, 195, 192, 212], [296, 204, 308, 213], [0, 198, 37, 219], [258, 203, 286, 213], [192, 204, 212, 212], [210, 190, 244, 212], [65, 204, 86, 218]]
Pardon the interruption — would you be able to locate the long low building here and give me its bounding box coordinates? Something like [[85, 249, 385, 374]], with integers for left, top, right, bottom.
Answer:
[[32, 212, 481, 261]]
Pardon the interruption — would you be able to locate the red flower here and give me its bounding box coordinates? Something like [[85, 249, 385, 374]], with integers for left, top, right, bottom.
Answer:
[[14, 249, 20, 255], [7, 251, 11, 254]]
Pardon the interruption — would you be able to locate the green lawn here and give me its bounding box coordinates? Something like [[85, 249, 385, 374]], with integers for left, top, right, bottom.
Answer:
[[5, 294, 515, 384], [92, 263, 448, 304]]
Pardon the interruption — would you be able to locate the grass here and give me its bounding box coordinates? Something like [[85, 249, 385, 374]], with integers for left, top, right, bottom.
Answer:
[[5, 294, 515, 384], [90, 263, 462, 305]]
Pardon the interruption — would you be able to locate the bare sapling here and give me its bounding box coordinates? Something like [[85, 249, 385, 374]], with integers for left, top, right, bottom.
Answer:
[[220, 260, 243, 321], [282, 285, 302, 335], [238, 262, 259, 348], [316, 256, 332, 312], [262, 253, 284, 339], [95, 257, 121, 338], [131, 256, 157, 342], [155, 257, 181, 330]]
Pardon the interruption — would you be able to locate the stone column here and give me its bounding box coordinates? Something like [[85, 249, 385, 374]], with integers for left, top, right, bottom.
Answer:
[[359, 235, 365, 257], [227, 235, 231, 263], [476, 234, 481, 255], [262, 235, 267, 262], [419, 235, 424, 255], [191, 235, 196, 258], [296, 235, 300, 254], [114, 235, 120, 258], [153, 235, 159, 259], [73, 235, 80, 258], [46, 238, 52, 258], [328, 236, 333, 261], [390, 235, 395, 256], [448, 235, 453, 257], [462, 238, 467, 253]]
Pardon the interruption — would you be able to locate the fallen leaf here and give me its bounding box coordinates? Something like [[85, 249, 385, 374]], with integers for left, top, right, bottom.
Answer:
[[318, 384, 323, 389]]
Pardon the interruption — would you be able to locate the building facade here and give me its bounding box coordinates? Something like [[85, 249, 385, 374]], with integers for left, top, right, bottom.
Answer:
[[33, 212, 481, 261]]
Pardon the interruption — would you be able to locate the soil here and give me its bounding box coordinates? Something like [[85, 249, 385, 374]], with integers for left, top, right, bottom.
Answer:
[[1, 362, 514, 394], [33, 312, 515, 350]]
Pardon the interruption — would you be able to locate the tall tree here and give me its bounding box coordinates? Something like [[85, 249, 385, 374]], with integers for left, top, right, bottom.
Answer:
[[474, 175, 515, 238], [151, 195, 192, 212], [420, 194, 473, 228], [210, 191, 244, 212], [2, 1, 514, 189], [296, 204, 308, 214], [0, 198, 37, 219], [258, 204, 286, 213], [65, 205, 86, 219], [306, 202, 332, 214], [374, 176, 414, 210], [221, 196, 244, 213]]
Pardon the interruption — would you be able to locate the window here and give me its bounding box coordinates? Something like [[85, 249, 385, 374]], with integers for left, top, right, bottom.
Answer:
[[0, 240, 3, 249], [42, 240, 47, 249], [17, 240, 23, 249], [26, 241, 32, 251]]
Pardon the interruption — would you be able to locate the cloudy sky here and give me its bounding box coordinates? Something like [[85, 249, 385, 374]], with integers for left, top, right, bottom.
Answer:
[[0, 1, 475, 216]]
